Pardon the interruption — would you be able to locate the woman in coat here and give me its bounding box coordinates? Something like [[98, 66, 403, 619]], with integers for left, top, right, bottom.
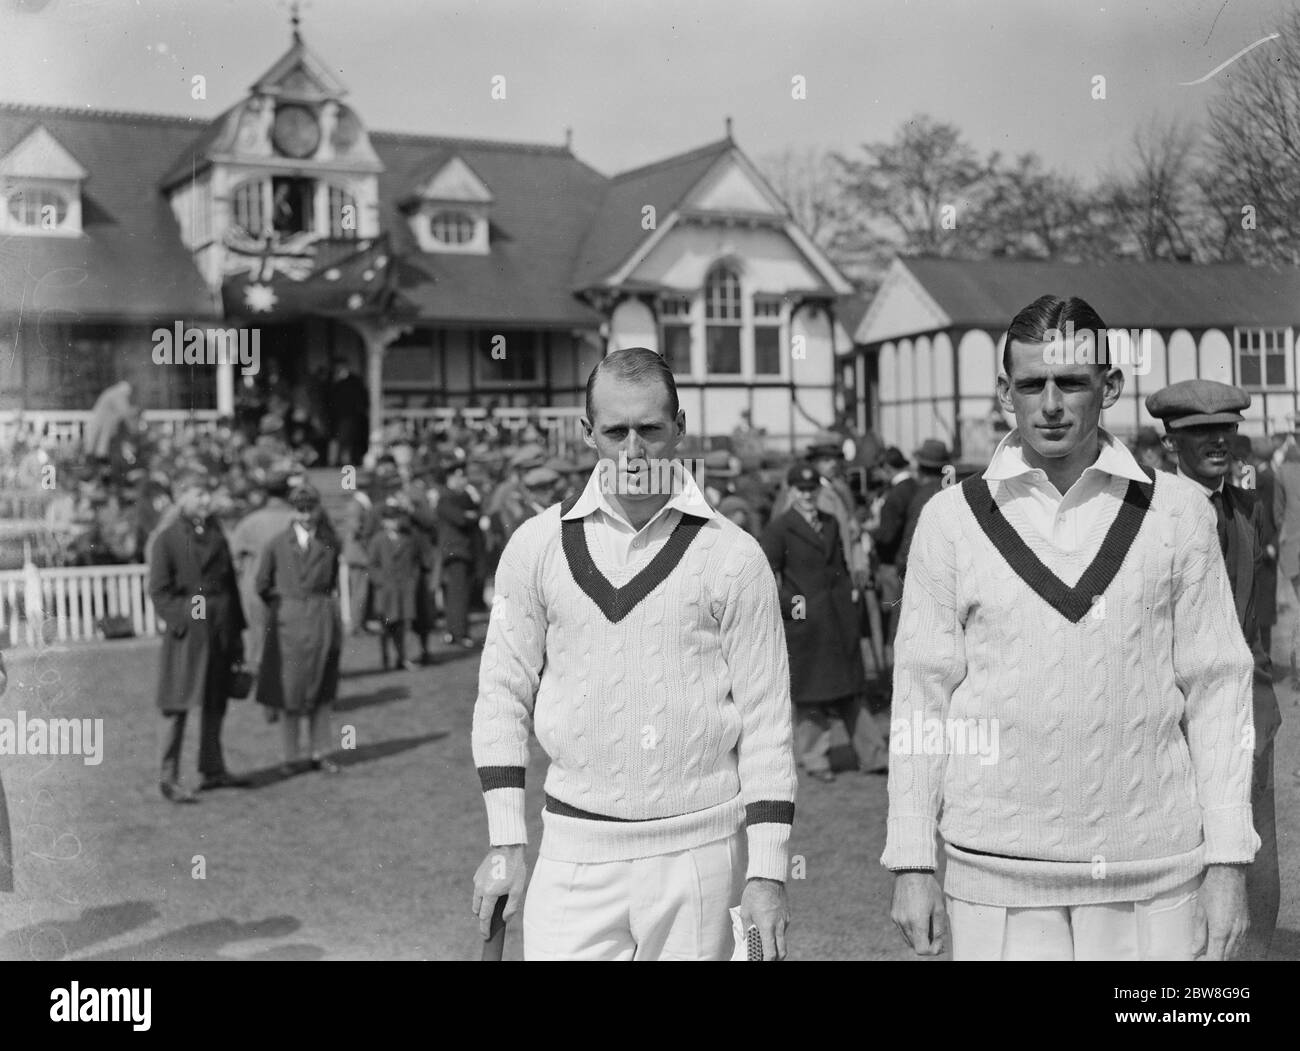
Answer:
[[255, 484, 343, 775], [760, 463, 886, 782]]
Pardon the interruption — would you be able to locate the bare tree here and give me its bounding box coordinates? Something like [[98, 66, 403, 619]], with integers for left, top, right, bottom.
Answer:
[[1100, 117, 1204, 261], [1200, 8, 1300, 265]]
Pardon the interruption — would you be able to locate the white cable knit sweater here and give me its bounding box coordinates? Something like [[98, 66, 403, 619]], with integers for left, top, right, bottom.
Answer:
[[882, 468, 1259, 907], [471, 499, 798, 882]]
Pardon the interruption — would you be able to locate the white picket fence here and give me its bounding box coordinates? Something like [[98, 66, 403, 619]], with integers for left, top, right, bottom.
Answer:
[[0, 560, 354, 649], [0, 409, 222, 451]]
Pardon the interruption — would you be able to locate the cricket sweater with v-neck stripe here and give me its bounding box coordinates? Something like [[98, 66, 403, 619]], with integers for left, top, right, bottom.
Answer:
[[881, 462, 1259, 908], [471, 488, 798, 882]]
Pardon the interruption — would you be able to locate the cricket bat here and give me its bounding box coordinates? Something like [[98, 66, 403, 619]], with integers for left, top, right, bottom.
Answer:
[[481, 896, 508, 961]]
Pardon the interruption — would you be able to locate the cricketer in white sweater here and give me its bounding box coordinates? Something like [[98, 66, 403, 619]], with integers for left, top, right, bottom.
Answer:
[[882, 438, 1259, 908], [472, 462, 798, 883]]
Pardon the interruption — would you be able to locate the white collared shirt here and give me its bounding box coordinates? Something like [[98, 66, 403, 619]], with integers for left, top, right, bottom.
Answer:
[[561, 460, 718, 569], [983, 428, 1151, 551], [293, 522, 312, 550], [1176, 464, 1225, 499]]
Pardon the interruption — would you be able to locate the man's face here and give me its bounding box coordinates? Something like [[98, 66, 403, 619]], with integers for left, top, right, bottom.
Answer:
[[1164, 423, 1237, 485], [177, 484, 210, 519], [447, 469, 467, 492], [997, 339, 1123, 461], [293, 505, 318, 528], [792, 485, 818, 515], [583, 374, 685, 502]]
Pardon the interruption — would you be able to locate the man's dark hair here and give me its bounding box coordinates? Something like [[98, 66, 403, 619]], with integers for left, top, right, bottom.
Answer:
[[1002, 294, 1108, 376], [585, 347, 680, 423], [881, 447, 908, 471]]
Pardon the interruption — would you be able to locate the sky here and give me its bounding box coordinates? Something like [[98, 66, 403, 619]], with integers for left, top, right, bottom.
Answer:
[[0, 0, 1294, 181]]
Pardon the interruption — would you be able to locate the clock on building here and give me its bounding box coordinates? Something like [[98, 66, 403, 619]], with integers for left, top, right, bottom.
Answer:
[[272, 104, 321, 159]]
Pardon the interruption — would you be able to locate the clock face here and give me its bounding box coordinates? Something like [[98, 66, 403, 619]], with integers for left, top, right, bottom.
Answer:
[[272, 104, 321, 159]]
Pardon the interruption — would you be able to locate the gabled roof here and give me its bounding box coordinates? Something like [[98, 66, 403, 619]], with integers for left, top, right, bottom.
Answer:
[[571, 137, 733, 291], [0, 124, 88, 180], [250, 30, 349, 101], [372, 131, 607, 325], [877, 257, 1300, 338], [0, 103, 217, 319]]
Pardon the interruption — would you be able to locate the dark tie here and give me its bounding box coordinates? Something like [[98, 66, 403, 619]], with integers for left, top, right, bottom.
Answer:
[[1209, 490, 1229, 557], [804, 511, 822, 534]]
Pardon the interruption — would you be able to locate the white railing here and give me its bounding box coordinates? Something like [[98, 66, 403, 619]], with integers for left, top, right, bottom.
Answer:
[[1, 558, 356, 648], [0, 563, 160, 648], [0, 410, 222, 451], [384, 406, 586, 454]]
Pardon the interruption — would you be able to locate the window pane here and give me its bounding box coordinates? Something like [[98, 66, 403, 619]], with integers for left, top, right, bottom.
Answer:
[[328, 186, 357, 239], [7, 188, 68, 228], [1240, 354, 1261, 387], [1266, 353, 1287, 387], [705, 268, 741, 321], [706, 326, 741, 374], [432, 211, 475, 245], [661, 324, 692, 374], [754, 326, 781, 375], [271, 176, 314, 235]]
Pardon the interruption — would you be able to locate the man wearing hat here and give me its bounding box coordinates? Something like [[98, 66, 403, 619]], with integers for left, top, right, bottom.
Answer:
[[1146, 379, 1282, 959], [368, 502, 432, 669], [255, 484, 345, 775], [229, 470, 296, 671], [895, 439, 950, 577], [342, 467, 379, 636], [149, 471, 251, 802], [762, 463, 886, 780], [887, 294, 1257, 961], [521, 466, 561, 517]]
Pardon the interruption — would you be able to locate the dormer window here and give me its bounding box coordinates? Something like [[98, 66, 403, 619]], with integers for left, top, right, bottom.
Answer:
[[430, 210, 476, 246], [0, 126, 86, 237], [406, 156, 493, 255]]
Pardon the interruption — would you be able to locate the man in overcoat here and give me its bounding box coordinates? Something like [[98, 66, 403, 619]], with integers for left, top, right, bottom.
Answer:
[[761, 463, 886, 781], [149, 472, 250, 802], [255, 484, 344, 775]]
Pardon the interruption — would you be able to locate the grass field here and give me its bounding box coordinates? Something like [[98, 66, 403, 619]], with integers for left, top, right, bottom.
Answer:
[[1, 615, 1298, 962]]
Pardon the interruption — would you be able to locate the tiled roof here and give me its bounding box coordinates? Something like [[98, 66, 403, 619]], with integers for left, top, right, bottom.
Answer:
[[370, 131, 607, 325], [570, 137, 733, 291], [0, 103, 219, 319], [899, 256, 1300, 332]]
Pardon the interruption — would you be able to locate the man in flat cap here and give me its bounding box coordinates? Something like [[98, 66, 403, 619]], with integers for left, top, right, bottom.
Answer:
[[521, 466, 561, 517], [1147, 378, 1282, 959], [255, 484, 345, 776], [149, 471, 251, 802], [887, 294, 1257, 961]]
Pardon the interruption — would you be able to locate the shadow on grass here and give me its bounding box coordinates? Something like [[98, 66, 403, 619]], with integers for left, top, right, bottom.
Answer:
[[0, 900, 159, 961], [1269, 926, 1300, 961], [78, 914, 326, 961], [335, 684, 410, 713], [237, 731, 449, 788]]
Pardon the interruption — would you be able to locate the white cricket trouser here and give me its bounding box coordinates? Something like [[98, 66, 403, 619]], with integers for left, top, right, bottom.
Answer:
[[522, 832, 746, 961], [947, 876, 1202, 961]]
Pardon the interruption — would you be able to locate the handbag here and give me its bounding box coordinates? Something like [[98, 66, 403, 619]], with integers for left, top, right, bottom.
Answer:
[[227, 663, 254, 700]]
